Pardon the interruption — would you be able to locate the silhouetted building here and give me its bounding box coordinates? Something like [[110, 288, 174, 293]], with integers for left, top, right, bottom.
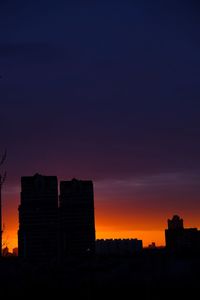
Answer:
[[2, 246, 9, 256], [168, 215, 184, 230], [148, 242, 156, 249], [18, 174, 58, 260], [13, 247, 18, 256], [59, 179, 95, 257], [96, 239, 143, 255], [165, 215, 200, 251]]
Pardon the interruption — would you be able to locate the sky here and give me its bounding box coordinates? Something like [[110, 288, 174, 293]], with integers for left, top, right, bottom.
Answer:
[[0, 0, 200, 250]]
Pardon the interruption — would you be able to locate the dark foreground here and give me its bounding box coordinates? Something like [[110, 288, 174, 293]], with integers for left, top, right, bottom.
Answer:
[[0, 249, 200, 299]]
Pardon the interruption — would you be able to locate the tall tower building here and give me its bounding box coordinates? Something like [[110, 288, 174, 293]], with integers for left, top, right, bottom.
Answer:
[[59, 179, 95, 257], [18, 174, 58, 260]]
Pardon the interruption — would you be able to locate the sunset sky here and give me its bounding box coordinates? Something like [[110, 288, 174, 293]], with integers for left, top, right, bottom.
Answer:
[[1, 0, 200, 250]]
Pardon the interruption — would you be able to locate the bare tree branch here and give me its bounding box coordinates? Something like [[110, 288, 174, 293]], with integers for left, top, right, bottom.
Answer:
[[0, 149, 7, 167], [0, 172, 6, 187]]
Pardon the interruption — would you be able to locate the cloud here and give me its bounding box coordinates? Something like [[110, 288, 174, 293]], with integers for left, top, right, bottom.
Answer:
[[95, 171, 200, 191], [95, 171, 200, 210]]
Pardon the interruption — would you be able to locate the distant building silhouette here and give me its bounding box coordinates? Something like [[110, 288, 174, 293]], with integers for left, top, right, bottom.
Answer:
[[59, 179, 95, 256], [168, 215, 184, 230], [18, 174, 58, 260], [13, 247, 18, 256], [96, 239, 143, 255], [148, 242, 156, 249], [2, 246, 9, 256], [165, 215, 200, 251]]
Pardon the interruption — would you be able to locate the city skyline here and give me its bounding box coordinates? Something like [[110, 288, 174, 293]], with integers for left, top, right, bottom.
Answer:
[[2, 172, 200, 251], [1, 1, 200, 250]]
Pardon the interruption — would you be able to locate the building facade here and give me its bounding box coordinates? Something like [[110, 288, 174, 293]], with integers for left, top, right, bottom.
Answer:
[[165, 215, 200, 251], [18, 174, 58, 260], [59, 179, 95, 256], [96, 239, 143, 255]]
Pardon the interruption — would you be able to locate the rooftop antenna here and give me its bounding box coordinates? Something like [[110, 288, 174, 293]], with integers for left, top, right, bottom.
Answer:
[[0, 149, 7, 257]]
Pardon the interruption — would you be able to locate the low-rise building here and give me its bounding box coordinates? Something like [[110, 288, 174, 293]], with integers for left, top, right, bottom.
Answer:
[[96, 238, 143, 255]]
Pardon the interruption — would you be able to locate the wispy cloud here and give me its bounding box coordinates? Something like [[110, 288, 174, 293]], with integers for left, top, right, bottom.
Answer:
[[95, 171, 200, 194]]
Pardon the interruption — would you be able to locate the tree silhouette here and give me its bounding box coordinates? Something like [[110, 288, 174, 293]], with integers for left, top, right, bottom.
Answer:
[[2, 223, 9, 250], [0, 149, 7, 257]]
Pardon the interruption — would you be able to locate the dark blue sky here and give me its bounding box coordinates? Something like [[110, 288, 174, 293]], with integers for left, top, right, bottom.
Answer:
[[1, 1, 200, 242]]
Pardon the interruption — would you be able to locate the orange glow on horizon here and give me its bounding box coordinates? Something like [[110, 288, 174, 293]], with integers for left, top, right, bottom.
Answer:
[[2, 195, 200, 251], [3, 217, 200, 251], [5, 229, 165, 251]]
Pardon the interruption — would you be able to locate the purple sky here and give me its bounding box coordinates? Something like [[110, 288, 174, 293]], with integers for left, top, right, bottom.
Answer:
[[0, 1, 200, 247]]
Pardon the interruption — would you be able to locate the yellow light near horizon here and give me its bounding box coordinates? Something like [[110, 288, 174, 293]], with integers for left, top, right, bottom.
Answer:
[[3, 229, 165, 252], [2, 231, 18, 252]]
